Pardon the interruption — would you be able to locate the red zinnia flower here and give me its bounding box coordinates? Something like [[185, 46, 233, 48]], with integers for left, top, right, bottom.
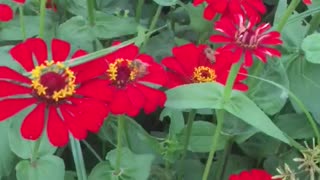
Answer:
[[0, 38, 109, 146], [46, 0, 57, 12], [0, 4, 14, 22], [193, 0, 266, 21], [229, 169, 280, 180], [210, 14, 283, 67], [78, 43, 167, 117], [303, 0, 312, 4], [161, 43, 248, 91]]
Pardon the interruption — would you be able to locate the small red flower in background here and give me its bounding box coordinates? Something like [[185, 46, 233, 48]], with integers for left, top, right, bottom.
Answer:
[[210, 14, 283, 67], [0, 4, 14, 22], [229, 169, 280, 180], [0, 38, 109, 147], [78, 43, 167, 117], [303, 0, 312, 4], [46, 0, 57, 12], [193, 0, 266, 21], [161, 43, 248, 91]]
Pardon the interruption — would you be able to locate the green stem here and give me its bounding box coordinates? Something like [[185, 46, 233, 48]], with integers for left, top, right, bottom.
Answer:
[[276, 0, 299, 32], [115, 115, 125, 175], [142, 5, 162, 49], [306, 12, 320, 35], [31, 140, 41, 162], [82, 140, 103, 162], [215, 137, 233, 180], [18, 6, 26, 41], [202, 109, 225, 180], [86, 0, 97, 51], [222, 61, 242, 101], [202, 60, 242, 180], [70, 137, 87, 180], [39, 0, 47, 38], [135, 0, 145, 22], [181, 110, 196, 159]]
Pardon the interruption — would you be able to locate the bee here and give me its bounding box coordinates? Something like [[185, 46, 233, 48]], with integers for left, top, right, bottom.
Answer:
[[129, 59, 149, 78], [204, 47, 216, 64]]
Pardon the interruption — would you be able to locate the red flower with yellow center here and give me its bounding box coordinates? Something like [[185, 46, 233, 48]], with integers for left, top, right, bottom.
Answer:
[[229, 169, 279, 180], [161, 43, 248, 91], [0, 4, 13, 22], [0, 38, 109, 146], [210, 14, 283, 67], [193, 0, 266, 20], [78, 43, 167, 117]]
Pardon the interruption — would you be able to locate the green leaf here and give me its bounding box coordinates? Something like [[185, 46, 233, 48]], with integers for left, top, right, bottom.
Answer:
[[175, 160, 204, 180], [152, 0, 177, 6], [94, 12, 138, 39], [248, 60, 289, 115], [64, 171, 77, 180], [302, 33, 320, 64], [224, 91, 290, 144], [187, 121, 228, 152], [165, 83, 224, 110], [106, 147, 155, 180], [275, 113, 315, 139], [239, 133, 281, 159], [184, 3, 210, 33], [57, 16, 98, 52], [16, 155, 65, 180], [273, 0, 287, 25], [88, 162, 114, 180], [144, 29, 175, 61], [98, 116, 161, 155], [8, 107, 57, 159], [0, 16, 40, 41], [0, 121, 17, 178], [160, 108, 185, 135], [287, 56, 320, 123]]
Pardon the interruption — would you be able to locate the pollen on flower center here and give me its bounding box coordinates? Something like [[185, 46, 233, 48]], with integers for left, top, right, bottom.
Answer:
[[235, 29, 258, 49], [192, 66, 217, 83], [31, 61, 76, 102], [106, 58, 148, 88]]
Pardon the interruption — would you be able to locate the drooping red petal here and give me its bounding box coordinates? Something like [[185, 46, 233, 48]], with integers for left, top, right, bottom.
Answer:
[[0, 98, 35, 121], [0, 81, 31, 98], [47, 107, 69, 147], [59, 108, 87, 140], [0, 67, 30, 84], [244, 50, 254, 67], [12, 0, 26, 4], [126, 85, 145, 109], [0, 4, 13, 22], [110, 90, 131, 115], [135, 84, 166, 114], [9, 42, 34, 72], [21, 104, 45, 141], [203, 5, 217, 20], [51, 39, 71, 62], [25, 38, 48, 66]]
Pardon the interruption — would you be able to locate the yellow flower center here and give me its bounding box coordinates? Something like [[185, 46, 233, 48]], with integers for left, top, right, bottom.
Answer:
[[106, 58, 148, 88], [31, 61, 76, 102], [192, 66, 217, 83]]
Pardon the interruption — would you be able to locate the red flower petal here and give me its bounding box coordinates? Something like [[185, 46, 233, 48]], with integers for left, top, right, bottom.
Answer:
[[0, 81, 31, 98], [203, 5, 217, 20], [210, 35, 232, 43], [303, 0, 312, 4], [51, 39, 71, 62], [0, 67, 30, 84], [0, 4, 13, 22], [106, 44, 139, 62], [60, 108, 87, 140], [0, 98, 35, 121], [25, 38, 48, 66], [12, 0, 26, 4], [21, 104, 45, 141], [127, 85, 145, 109], [47, 107, 69, 147], [110, 90, 131, 115], [193, 0, 205, 6], [77, 79, 114, 102], [244, 50, 254, 67], [70, 51, 108, 83], [135, 84, 166, 114], [9, 42, 35, 72]]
